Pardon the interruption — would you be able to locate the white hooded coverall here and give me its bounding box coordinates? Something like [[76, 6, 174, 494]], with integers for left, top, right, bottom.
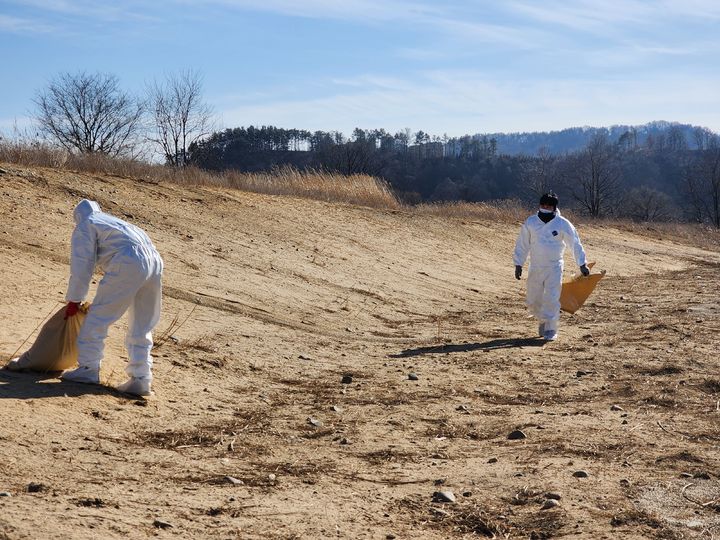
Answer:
[[512, 210, 586, 332], [67, 200, 164, 381]]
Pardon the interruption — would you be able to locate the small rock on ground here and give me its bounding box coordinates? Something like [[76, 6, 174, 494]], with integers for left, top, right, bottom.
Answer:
[[572, 470, 589, 478], [307, 417, 323, 427], [542, 499, 560, 510], [432, 490, 456, 503], [507, 430, 527, 440], [408, 372, 419, 381]]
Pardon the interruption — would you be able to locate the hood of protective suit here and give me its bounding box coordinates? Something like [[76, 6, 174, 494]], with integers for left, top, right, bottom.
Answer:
[[73, 200, 101, 224]]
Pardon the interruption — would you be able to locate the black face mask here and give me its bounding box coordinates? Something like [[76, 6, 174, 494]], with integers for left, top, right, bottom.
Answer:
[[537, 210, 556, 223]]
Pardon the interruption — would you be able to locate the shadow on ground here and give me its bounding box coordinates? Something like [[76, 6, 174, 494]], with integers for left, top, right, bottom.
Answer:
[[389, 337, 547, 358], [0, 369, 113, 399]]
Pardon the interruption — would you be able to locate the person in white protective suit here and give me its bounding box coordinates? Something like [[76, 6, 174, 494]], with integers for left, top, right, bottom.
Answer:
[[513, 192, 589, 341], [60, 199, 164, 396]]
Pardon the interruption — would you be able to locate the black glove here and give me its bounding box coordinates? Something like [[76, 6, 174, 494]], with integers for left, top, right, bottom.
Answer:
[[515, 265, 522, 280], [580, 264, 590, 277]]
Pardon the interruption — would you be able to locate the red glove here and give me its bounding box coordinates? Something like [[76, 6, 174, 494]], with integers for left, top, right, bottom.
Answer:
[[64, 302, 80, 320]]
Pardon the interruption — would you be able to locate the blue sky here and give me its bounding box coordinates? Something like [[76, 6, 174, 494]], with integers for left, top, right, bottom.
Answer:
[[1, 0, 719, 138]]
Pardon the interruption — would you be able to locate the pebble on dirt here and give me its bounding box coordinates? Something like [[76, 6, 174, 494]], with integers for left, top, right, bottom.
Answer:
[[0, 492, 11, 497], [610, 405, 624, 411], [507, 430, 527, 440], [341, 374, 353, 384], [545, 492, 562, 500], [573, 470, 590, 478], [26, 483, 45, 493], [153, 519, 173, 529], [432, 490, 456, 503], [541, 499, 560, 510], [408, 372, 419, 381]]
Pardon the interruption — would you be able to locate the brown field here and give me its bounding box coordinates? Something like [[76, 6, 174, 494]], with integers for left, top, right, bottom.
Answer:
[[1, 161, 720, 539]]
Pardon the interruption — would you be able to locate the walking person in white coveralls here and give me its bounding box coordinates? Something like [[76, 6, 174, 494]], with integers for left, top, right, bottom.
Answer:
[[60, 199, 164, 396], [513, 192, 589, 341]]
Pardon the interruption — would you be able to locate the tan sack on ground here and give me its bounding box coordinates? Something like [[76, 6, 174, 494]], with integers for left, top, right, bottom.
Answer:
[[5, 303, 88, 372], [560, 270, 605, 314]]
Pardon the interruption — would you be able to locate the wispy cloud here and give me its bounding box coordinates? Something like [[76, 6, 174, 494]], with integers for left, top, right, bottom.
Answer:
[[187, 0, 549, 50], [0, 13, 55, 34], [659, 0, 720, 19], [2, 0, 159, 25], [508, 0, 660, 32], [218, 69, 720, 135], [190, 0, 443, 23]]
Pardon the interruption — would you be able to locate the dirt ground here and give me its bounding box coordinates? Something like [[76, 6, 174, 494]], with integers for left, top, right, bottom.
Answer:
[[1, 163, 720, 539]]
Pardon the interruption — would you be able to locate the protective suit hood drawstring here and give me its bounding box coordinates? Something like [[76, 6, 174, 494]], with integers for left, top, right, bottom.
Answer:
[[73, 199, 101, 224]]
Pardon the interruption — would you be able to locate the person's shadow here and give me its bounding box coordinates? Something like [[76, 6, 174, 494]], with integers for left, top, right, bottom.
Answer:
[[389, 337, 547, 358], [0, 369, 114, 399]]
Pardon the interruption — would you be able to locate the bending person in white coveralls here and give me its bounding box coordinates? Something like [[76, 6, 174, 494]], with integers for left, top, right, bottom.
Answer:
[[60, 199, 164, 396], [513, 192, 589, 341]]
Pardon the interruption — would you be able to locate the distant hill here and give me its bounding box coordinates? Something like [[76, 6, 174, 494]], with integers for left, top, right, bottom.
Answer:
[[482, 121, 716, 155]]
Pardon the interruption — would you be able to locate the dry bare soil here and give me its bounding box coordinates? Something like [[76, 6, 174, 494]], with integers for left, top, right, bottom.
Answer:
[[1, 164, 720, 539]]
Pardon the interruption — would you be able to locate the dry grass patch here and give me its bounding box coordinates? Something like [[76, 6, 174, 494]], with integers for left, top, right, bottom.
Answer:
[[140, 409, 273, 454], [698, 379, 720, 394], [603, 219, 720, 251], [414, 199, 529, 224], [360, 447, 422, 466], [397, 494, 566, 539], [214, 167, 400, 209], [1, 142, 399, 209]]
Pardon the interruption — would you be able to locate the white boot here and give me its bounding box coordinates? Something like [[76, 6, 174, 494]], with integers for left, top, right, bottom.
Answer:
[[543, 329, 558, 341], [116, 377, 153, 397], [61, 366, 100, 384]]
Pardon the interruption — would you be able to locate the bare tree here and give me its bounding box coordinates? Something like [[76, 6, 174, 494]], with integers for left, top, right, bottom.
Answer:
[[519, 146, 556, 201], [622, 186, 672, 222], [684, 145, 720, 227], [33, 71, 143, 157], [147, 70, 214, 166], [561, 133, 622, 217]]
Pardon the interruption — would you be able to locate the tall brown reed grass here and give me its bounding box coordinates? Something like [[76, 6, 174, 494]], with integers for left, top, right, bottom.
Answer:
[[0, 140, 399, 209]]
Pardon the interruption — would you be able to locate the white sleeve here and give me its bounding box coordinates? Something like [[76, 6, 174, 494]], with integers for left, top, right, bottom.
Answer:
[[513, 221, 531, 266], [564, 220, 587, 267], [65, 221, 97, 302]]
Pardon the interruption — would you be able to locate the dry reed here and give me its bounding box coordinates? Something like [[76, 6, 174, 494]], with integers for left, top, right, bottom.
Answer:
[[0, 140, 399, 209]]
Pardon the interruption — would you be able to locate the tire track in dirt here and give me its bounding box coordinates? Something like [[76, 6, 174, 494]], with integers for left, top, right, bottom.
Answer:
[[162, 285, 421, 344]]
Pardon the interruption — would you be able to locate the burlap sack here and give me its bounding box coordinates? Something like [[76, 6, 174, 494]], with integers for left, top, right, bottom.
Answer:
[[5, 303, 88, 372], [560, 271, 605, 314]]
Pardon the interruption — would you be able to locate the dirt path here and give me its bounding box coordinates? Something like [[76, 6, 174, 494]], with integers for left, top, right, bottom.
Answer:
[[1, 164, 720, 539]]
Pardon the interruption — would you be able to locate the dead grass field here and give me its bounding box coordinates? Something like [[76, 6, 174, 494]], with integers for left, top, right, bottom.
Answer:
[[1, 159, 720, 539]]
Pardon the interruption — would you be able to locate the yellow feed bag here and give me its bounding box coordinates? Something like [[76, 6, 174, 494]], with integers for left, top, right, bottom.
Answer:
[[560, 271, 605, 314], [5, 303, 89, 372]]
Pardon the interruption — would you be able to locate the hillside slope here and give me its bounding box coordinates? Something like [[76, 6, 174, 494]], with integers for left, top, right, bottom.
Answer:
[[1, 164, 719, 539]]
